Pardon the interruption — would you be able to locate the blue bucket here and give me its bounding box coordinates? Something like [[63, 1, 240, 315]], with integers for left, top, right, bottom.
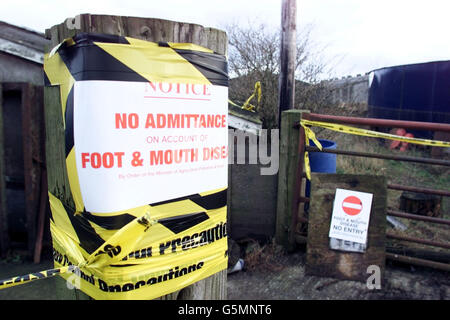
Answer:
[[305, 139, 337, 204], [308, 139, 337, 173]]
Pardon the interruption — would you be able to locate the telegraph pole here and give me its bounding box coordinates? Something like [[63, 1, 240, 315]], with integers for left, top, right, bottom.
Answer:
[[278, 0, 297, 127]]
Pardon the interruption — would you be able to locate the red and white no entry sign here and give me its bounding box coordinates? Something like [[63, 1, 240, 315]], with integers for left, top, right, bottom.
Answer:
[[342, 196, 362, 216], [329, 188, 373, 244]]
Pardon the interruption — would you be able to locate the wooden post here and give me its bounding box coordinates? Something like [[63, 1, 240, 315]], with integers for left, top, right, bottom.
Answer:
[[45, 84, 87, 299], [45, 14, 227, 55], [44, 86, 74, 208], [45, 14, 228, 300], [278, 0, 297, 126], [276, 109, 308, 251]]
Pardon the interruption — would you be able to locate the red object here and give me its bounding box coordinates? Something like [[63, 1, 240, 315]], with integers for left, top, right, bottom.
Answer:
[[389, 128, 414, 152], [342, 196, 363, 216], [400, 133, 414, 152], [390, 128, 406, 150]]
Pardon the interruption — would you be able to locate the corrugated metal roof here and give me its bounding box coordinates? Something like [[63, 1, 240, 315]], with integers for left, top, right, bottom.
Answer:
[[0, 20, 49, 64]]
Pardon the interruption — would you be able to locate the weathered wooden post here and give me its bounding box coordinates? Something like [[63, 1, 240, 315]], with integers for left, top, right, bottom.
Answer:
[[276, 1, 299, 251], [276, 109, 308, 251], [278, 0, 297, 126], [44, 14, 228, 300]]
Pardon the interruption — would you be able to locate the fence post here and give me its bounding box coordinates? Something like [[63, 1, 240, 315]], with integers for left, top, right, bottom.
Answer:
[[44, 13, 228, 300], [276, 109, 309, 251]]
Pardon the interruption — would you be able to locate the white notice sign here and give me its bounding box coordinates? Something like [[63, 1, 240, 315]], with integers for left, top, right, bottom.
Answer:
[[328, 188, 373, 245], [74, 80, 228, 213]]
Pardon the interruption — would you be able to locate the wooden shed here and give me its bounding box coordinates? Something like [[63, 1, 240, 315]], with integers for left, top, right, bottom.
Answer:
[[0, 21, 49, 259]]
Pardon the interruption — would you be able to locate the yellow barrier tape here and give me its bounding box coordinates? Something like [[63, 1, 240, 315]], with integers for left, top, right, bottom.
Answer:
[[228, 81, 261, 112], [0, 266, 71, 290], [300, 119, 450, 180], [301, 119, 450, 147], [0, 211, 155, 290], [241, 81, 261, 112], [300, 122, 323, 180], [228, 99, 242, 108], [0, 206, 228, 297]]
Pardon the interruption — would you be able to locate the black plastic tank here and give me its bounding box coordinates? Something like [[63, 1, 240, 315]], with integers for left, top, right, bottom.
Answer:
[[368, 60, 450, 139]]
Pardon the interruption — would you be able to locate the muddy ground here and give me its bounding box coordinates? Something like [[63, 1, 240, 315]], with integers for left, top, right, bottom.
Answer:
[[227, 248, 449, 300], [0, 246, 448, 300]]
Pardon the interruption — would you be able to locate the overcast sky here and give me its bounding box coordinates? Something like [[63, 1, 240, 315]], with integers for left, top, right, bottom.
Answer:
[[1, 0, 449, 78]]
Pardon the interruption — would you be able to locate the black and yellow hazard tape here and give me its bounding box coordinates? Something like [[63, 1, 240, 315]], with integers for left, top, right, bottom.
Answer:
[[2, 33, 229, 299], [300, 119, 450, 180], [0, 266, 71, 290]]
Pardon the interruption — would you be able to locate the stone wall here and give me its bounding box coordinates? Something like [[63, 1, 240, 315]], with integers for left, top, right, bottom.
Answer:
[[325, 74, 369, 108]]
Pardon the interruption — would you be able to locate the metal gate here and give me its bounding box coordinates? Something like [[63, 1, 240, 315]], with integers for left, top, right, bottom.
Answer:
[[280, 111, 450, 272]]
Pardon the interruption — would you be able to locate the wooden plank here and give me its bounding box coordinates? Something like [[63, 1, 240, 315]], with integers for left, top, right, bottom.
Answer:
[[21, 83, 37, 258], [31, 85, 46, 263], [45, 14, 228, 300], [22, 84, 46, 259], [276, 110, 308, 251], [33, 169, 47, 263], [0, 83, 9, 257], [305, 173, 387, 283]]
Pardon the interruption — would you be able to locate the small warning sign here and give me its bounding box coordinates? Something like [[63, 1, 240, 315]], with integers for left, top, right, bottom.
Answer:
[[342, 196, 363, 216], [329, 188, 373, 245]]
